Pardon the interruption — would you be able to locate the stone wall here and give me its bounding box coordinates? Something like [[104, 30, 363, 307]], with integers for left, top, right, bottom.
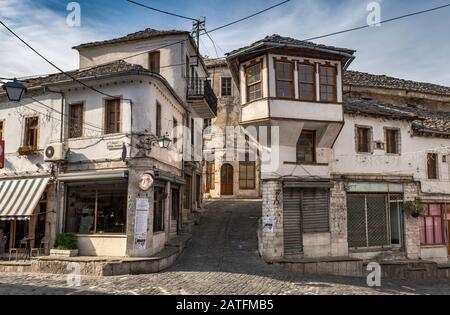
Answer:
[[259, 180, 284, 262], [329, 181, 349, 257], [403, 182, 421, 259]]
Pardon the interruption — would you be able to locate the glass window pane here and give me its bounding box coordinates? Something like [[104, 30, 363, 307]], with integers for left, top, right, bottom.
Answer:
[[419, 217, 427, 244], [434, 217, 443, 244], [429, 204, 441, 216], [247, 64, 261, 85], [277, 81, 292, 98], [426, 217, 434, 243]]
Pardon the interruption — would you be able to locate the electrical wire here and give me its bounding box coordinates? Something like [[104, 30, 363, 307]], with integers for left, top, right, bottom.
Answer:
[[126, 0, 198, 21], [202, 0, 291, 35]]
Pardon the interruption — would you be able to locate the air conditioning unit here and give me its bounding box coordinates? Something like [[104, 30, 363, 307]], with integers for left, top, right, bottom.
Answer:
[[44, 143, 67, 162]]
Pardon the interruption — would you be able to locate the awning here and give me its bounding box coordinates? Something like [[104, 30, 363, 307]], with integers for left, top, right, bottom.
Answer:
[[0, 177, 50, 221]]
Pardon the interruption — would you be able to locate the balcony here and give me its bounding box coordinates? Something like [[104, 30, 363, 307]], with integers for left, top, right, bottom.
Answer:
[[188, 78, 217, 119]]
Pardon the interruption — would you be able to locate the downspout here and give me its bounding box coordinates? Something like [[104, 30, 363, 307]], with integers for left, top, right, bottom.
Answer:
[[44, 87, 65, 234]]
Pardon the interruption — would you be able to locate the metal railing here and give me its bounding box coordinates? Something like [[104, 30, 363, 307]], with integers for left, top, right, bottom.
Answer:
[[188, 78, 218, 116]]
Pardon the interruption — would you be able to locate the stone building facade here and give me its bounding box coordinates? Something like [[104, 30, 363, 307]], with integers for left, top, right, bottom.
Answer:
[[226, 34, 450, 264], [203, 59, 261, 199]]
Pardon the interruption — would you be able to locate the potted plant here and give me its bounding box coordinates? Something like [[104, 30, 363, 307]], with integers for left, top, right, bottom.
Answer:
[[18, 146, 37, 156], [403, 201, 424, 218], [50, 233, 79, 257]]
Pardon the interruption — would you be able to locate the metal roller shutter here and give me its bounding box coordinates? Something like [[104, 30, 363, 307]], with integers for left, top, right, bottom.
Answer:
[[302, 189, 330, 233], [347, 195, 368, 248], [283, 188, 303, 255], [367, 195, 389, 247]]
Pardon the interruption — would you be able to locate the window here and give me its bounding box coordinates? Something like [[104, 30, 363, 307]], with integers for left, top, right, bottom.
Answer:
[[191, 118, 195, 146], [297, 130, 316, 163], [24, 117, 39, 149], [356, 126, 372, 153], [173, 118, 178, 145], [239, 136, 256, 190], [105, 99, 121, 134], [427, 153, 439, 179], [149, 51, 160, 74], [154, 187, 165, 233], [385, 129, 400, 154], [206, 161, 215, 193], [299, 64, 316, 101], [0, 121, 3, 140], [319, 65, 337, 102], [185, 56, 190, 78], [65, 183, 128, 234], [420, 204, 444, 245], [221, 77, 232, 96], [68, 103, 83, 139], [275, 61, 294, 98], [246, 63, 262, 102], [156, 102, 162, 137]]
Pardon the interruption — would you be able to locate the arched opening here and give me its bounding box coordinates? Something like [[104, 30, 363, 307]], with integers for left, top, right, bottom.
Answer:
[[221, 164, 234, 196]]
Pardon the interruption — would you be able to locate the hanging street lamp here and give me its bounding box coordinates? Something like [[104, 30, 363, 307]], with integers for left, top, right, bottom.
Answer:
[[2, 79, 27, 102]]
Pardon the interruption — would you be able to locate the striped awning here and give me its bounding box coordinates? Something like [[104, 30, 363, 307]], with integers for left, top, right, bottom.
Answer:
[[0, 177, 50, 221]]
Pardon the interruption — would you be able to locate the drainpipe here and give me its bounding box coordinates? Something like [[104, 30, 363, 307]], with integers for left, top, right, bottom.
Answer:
[[44, 87, 65, 234]]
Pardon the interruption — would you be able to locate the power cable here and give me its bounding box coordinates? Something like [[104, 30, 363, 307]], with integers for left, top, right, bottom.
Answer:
[[126, 0, 198, 21]]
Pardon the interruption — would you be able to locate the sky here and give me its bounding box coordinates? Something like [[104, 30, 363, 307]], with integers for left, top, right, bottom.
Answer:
[[0, 0, 449, 85]]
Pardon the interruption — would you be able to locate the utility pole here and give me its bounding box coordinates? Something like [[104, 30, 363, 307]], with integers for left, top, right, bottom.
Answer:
[[192, 17, 206, 67]]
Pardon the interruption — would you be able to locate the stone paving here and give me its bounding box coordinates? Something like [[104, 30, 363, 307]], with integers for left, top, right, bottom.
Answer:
[[1, 200, 450, 295]]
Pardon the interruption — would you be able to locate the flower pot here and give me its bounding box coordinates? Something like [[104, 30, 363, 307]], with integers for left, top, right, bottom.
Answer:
[[411, 212, 421, 218], [50, 249, 79, 257]]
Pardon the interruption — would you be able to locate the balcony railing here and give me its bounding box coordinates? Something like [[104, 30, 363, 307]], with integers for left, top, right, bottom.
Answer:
[[188, 78, 218, 118]]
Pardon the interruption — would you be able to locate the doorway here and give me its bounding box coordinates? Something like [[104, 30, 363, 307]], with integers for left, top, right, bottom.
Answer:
[[221, 164, 234, 196], [171, 188, 180, 235], [447, 205, 450, 255]]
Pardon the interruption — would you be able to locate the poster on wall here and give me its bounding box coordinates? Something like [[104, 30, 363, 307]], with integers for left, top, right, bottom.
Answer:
[[134, 199, 149, 250], [263, 216, 275, 234]]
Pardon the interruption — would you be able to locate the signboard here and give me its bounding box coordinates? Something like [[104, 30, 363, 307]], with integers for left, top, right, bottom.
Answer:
[[136, 198, 150, 211], [134, 209, 149, 250], [0, 140, 4, 169], [134, 197, 150, 250]]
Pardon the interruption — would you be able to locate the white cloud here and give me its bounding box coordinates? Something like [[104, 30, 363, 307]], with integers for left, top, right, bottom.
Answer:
[[0, 0, 106, 79]]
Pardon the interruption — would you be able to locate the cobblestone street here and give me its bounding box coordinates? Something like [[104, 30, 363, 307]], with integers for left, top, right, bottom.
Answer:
[[1, 200, 450, 295]]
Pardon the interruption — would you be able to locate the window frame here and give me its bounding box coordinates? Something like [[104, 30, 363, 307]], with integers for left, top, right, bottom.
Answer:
[[355, 125, 373, 154], [221, 77, 233, 97], [148, 51, 161, 74], [385, 127, 401, 155], [427, 153, 439, 180], [239, 161, 256, 190], [245, 62, 263, 103], [275, 60, 295, 99], [104, 98, 121, 135], [296, 130, 316, 164], [24, 116, 39, 150], [156, 102, 162, 137], [420, 204, 445, 246], [298, 62, 316, 102], [0, 120, 4, 140], [319, 65, 337, 103], [68, 102, 84, 139]]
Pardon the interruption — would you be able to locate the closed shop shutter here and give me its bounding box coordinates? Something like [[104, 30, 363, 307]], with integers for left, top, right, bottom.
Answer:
[[347, 195, 368, 248], [347, 194, 390, 249], [302, 189, 330, 233], [283, 188, 303, 255], [367, 195, 388, 247], [283, 188, 330, 255]]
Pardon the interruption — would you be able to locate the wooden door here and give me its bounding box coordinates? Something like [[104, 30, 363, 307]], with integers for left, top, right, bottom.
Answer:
[[221, 164, 234, 196]]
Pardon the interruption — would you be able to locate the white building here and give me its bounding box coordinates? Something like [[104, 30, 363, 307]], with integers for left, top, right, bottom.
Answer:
[[226, 34, 450, 264], [0, 28, 217, 257]]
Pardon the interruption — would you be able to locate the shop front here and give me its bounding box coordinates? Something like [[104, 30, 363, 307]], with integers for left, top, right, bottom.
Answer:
[[419, 202, 449, 263], [0, 177, 51, 257], [345, 182, 406, 259]]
